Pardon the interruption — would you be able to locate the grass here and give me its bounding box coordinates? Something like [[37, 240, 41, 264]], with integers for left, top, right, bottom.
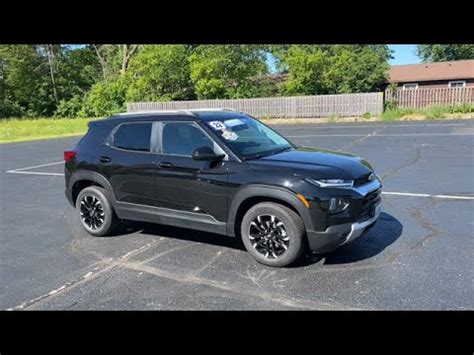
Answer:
[[1, 103, 473, 143], [381, 103, 474, 121], [0, 117, 95, 143], [361, 112, 371, 120]]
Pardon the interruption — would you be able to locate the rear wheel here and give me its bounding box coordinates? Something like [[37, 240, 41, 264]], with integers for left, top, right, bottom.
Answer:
[[240, 202, 306, 267], [76, 186, 118, 237]]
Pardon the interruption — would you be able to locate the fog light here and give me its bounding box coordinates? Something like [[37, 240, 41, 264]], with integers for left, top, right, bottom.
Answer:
[[329, 197, 350, 213]]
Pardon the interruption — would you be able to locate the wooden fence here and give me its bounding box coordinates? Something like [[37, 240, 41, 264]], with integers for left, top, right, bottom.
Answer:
[[127, 92, 384, 118], [385, 87, 474, 109]]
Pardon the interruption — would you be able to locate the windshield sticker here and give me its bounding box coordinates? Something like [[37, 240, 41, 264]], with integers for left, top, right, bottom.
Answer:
[[222, 130, 238, 141], [208, 121, 226, 131], [224, 118, 245, 127]]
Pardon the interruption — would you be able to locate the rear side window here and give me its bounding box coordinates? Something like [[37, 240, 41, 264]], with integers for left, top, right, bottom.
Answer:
[[77, 126, 111, 153], [112, 123, 152, 152]]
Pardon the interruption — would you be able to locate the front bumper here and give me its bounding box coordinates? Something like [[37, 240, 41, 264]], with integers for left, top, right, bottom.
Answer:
[[307, 202, 381, 253]]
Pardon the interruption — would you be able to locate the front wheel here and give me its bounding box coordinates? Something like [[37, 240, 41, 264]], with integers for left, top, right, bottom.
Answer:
[[240, 202, 306, 267]]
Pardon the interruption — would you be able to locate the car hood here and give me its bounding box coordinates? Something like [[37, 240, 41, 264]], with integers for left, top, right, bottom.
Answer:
[[249, 146, 373, 180]]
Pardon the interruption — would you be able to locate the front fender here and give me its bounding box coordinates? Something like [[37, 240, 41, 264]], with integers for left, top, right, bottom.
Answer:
[[227, 184, 314, 236]]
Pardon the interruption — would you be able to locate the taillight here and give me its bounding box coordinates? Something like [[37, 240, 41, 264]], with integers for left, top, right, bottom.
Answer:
[[64, 150, 77, 162]]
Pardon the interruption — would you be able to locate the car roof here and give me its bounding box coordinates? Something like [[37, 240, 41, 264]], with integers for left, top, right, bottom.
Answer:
[[89, 109, 250, 127]]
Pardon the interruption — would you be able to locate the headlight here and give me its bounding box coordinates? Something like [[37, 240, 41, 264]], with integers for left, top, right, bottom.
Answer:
[[305, 178, 354, 188], [329, 197, 350, 213]]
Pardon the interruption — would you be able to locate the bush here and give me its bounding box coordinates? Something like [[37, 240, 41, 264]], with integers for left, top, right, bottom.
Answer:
[[425, 106, 447, 120], [384, 99, 398, 111], [0, 98, 26, 118], [361, 112, 371, 119], [381, 107, 414, 121], [327, 114, 339, 123], [80, 78, 128, 117], [448, 103, 474, 114], [55, 95, 84, 118]]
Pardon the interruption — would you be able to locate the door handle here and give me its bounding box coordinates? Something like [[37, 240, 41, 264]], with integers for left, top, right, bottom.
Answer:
[[99, 156, 111, 163], [159, 161, 173, 169]]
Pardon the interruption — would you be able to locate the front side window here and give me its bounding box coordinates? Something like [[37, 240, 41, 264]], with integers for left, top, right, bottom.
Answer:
[[112, 123, 152, 152], [161, 122, 215, 156], [204, 116, 292, 160]]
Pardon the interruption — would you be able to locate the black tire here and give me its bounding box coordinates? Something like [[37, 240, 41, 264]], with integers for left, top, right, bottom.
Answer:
[[240, 202, 306, 267], [76, 185, 118, 237]]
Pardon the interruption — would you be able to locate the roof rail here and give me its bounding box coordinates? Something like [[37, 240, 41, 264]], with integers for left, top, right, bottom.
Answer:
[[117, 107, 239, 117], [116, 110, 195, 116], [182, 108, 237, 112]]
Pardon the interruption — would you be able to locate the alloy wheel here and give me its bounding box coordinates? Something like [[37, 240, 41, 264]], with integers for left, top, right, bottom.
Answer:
[[248, 215, 289, 259], [80, 194, 105, 230]]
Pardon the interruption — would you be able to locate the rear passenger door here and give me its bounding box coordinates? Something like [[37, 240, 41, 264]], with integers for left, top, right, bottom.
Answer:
[[96, 121, 158, 206]]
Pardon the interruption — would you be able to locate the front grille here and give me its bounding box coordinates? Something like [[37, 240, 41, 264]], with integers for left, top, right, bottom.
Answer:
[[359, 188, 381, 219]]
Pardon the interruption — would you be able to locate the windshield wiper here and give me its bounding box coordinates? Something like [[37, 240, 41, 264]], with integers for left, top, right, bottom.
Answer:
[[273, 146, 293, 154], [242, 146, 292, 161], [242, 154, 264, 161]]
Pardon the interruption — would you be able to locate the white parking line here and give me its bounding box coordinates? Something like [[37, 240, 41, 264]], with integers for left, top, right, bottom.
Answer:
[[6, 160, 64, 176], [6, 161, 64, 172], [276, 123, 468, 130], [6, 170, 64, 176], [382, 191, 474, 200], [6, 161, 473, 201], [286, 133, 474, 138]]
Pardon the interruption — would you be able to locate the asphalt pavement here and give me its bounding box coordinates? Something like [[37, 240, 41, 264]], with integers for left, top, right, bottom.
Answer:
[[1, 119, 473, 310]]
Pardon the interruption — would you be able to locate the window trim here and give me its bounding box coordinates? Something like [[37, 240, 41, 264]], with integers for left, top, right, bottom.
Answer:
[[106, 121, 155, 154], [402, 83, 419, 90], [448, 80, 466, 88], [159, 121, 228, 159]]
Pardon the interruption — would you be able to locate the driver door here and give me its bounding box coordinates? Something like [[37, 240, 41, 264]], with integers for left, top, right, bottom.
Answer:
[[154, 121, 228, 223]]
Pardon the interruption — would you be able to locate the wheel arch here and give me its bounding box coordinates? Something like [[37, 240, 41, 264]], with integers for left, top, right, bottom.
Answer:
[[227, 184, 314, 238], [68, 171, 116, 207]]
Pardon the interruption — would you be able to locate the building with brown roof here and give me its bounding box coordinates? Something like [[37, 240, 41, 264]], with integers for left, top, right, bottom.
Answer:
[[388, 60, 474, 90]]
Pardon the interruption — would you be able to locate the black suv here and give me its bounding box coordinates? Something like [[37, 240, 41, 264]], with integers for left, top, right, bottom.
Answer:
[[65, 109, 382, 267]]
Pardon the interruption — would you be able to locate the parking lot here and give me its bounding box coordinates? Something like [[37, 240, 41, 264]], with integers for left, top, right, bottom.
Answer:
[[1, 119, 473, 310]]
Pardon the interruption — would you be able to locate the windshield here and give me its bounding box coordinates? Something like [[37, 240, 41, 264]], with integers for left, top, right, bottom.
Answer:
[[204, 116, 293, 160]]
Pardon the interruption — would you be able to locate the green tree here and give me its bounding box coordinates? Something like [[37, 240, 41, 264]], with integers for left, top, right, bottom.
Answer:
[[416, 44, 474, 62], [324, 45, 391, 93], [281, 46, 330, 95], [80, 75, 129, 117], [79, 75, 127, 117], [63, 45, 140, 118], [279, 45, 391, 95], [126, 45, 195, 102], [92, 45, 140, 80], [189, 45, 268, 99], [53, 45, 102, 116], [0, 45, 54, 117], [0, 45, 103, 118], [57, 45, 101, 97]]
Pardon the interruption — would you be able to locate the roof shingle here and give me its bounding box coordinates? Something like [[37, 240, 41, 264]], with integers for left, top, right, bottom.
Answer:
[[388, 60, 474, 83]]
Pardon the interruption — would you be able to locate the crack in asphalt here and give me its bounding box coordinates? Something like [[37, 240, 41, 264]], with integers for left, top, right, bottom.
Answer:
[[110, 259, 356, 310], [386, 203, 441, 264], [10, 237, 163, 310], [8, 261, 115, 310], [380, 147, 422, 181]]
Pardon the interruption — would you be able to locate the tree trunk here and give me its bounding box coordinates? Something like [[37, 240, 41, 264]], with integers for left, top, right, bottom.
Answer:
[[45, 45, 58, 103], [93, 45, 108, 80], [121, 45, 138, 75]]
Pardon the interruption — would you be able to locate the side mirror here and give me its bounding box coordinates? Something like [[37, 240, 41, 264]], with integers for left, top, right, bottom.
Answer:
[[192, 146, 225, 161]]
